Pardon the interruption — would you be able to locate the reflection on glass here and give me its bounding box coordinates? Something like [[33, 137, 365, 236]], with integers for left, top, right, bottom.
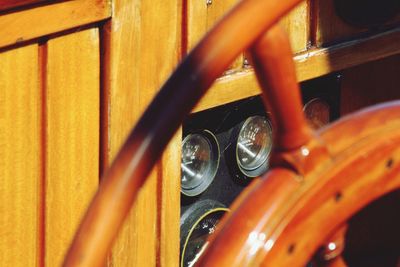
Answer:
[[236, 116, 272, 176], [182, 210, 226, 267]]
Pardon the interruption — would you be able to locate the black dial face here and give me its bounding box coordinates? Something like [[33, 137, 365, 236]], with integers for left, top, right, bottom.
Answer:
[[182, 210, 226, 267], [181, 131, 219, 196], [236, 116, 272, 177]]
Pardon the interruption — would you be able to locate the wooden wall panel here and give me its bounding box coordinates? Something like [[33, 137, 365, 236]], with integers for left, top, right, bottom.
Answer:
[[45, 29, 100, 266], [0, 0, 48, 11], [187, 0, 309, 62], [187, 0, 244, 71], [313, 0, 400, 46], [341, 54, 400, 115], [0, 0, 110, 49], [159, 130, 182, 266], [102, 0, 181, 266], [0, 45, 41, 267], [313, 0, 359, 46], [280, 0, 309, 53], [193, 28, 400, 113]]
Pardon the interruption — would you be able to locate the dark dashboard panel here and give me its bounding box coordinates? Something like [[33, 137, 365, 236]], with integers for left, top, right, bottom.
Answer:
[[179, 74, 341, 267]]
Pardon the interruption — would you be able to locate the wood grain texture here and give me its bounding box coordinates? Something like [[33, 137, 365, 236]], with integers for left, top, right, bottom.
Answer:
[[159, 130, 182, 267], [0, 0, 111, 49], [200, 101, 400, 266], [187, 0, 243, 71], [193, 28, 400, 113], [340, 54, 400, 115], [187, 0, 309, 73], [313, 0, 400, 45], [45, 29, 100, 267], [313, 0, 361, 46], [0, 44, 40, 267], [65, 0, 307, 265], [101, 0, 181, 265], [0, 0, 48, 11], [279, 0, 309, 53]]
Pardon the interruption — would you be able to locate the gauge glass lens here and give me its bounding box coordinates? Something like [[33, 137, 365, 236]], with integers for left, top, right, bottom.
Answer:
[[182, 210, 226, 267], [181, 134, 213, 191], [304, 98, 330, 129], [237, 116, 272, 171]]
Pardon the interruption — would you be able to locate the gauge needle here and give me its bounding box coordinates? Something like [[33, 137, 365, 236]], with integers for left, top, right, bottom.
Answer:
[[238, 142, 256, 157], [187, 242, 209, 267], [181, 163, 196, 177]]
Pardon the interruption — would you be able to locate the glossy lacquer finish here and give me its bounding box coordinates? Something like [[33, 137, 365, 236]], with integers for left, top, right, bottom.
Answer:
[[63, 0, 303, 266], [64, 0, 400, 266]]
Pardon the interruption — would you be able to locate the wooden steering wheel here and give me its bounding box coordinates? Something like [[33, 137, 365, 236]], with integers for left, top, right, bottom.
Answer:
[[64, 0, 400, 266]]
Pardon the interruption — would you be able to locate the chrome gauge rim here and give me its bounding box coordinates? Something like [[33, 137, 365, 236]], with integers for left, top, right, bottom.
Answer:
[[235, 115, 272, 177], [181, 130, 220, 196]]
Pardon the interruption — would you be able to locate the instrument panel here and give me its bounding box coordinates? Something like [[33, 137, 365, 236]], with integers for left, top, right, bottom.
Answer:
[[180, 74, 341, 267]]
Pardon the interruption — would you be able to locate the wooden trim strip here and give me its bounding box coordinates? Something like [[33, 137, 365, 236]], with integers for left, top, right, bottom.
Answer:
[[0, 0, 111, 49], [0, 0, 49, 12], [193, 27, 400, 113]]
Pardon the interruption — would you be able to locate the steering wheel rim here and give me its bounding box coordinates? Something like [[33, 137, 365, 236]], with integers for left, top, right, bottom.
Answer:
[[63, 0, 304, 266], [63, 0, 400, 266], [199, 101, 400, 266]]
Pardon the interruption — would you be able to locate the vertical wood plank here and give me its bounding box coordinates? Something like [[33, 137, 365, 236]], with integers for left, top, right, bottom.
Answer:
[[45, 29, 100, 266], [187, 0, 243, 72], [102, 0, 181, 266], [314, 0, 400, 46], [159, 130, 182, 266], [313, 0, 359, 46], [280, 0, 309, 53], [187, 0, 309, 73], [0, 45, 40, 267]]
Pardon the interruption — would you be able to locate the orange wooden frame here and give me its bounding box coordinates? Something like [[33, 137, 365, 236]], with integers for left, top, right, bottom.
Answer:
[[63, 0, 400, 266]]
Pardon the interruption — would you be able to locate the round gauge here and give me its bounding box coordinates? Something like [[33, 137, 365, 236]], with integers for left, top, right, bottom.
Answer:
[[303, 98, 330, 129], [180, 200, 228, 267], [181, 130, 220, 196], [236, 115, 272, 177]]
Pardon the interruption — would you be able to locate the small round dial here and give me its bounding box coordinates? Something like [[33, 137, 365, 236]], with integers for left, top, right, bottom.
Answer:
[[181, 131, 219, 196], [303, 98, 330, 129], [236, 116, 272, 177], [182, 210, 225, 267], [180, 201, 228, 267]]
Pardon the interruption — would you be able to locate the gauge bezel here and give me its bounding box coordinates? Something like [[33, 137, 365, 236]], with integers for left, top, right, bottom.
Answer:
[[303, 98, 331, 129], [234, 115, 273, 178], [181, 130, 220, 197], [180, 200, 229, 267]]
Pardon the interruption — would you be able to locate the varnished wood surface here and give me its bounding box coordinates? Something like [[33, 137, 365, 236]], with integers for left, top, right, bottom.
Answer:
[[187, 0, 244, 71], [187, 0, 309, 55], [0, 0, 394, 265], [313, 0, 364, 46], [313, 0, 400, 45], [64, 0, 305, 265], [340, 54, 400, 115], [0, 0, 111, 49], [100, 0, 182, 265], [45, 29, 100, 266], [0, 0, 49, 11], [194, 27, 400, 113], [250, 25, 312, 151], [261, 115, 400, 266], [200, 101, 400, 266], [159, 131, 182, 267], [279, 0, 309, 53], [0, 44, 41, 267], [186, 0, 309, 73]]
